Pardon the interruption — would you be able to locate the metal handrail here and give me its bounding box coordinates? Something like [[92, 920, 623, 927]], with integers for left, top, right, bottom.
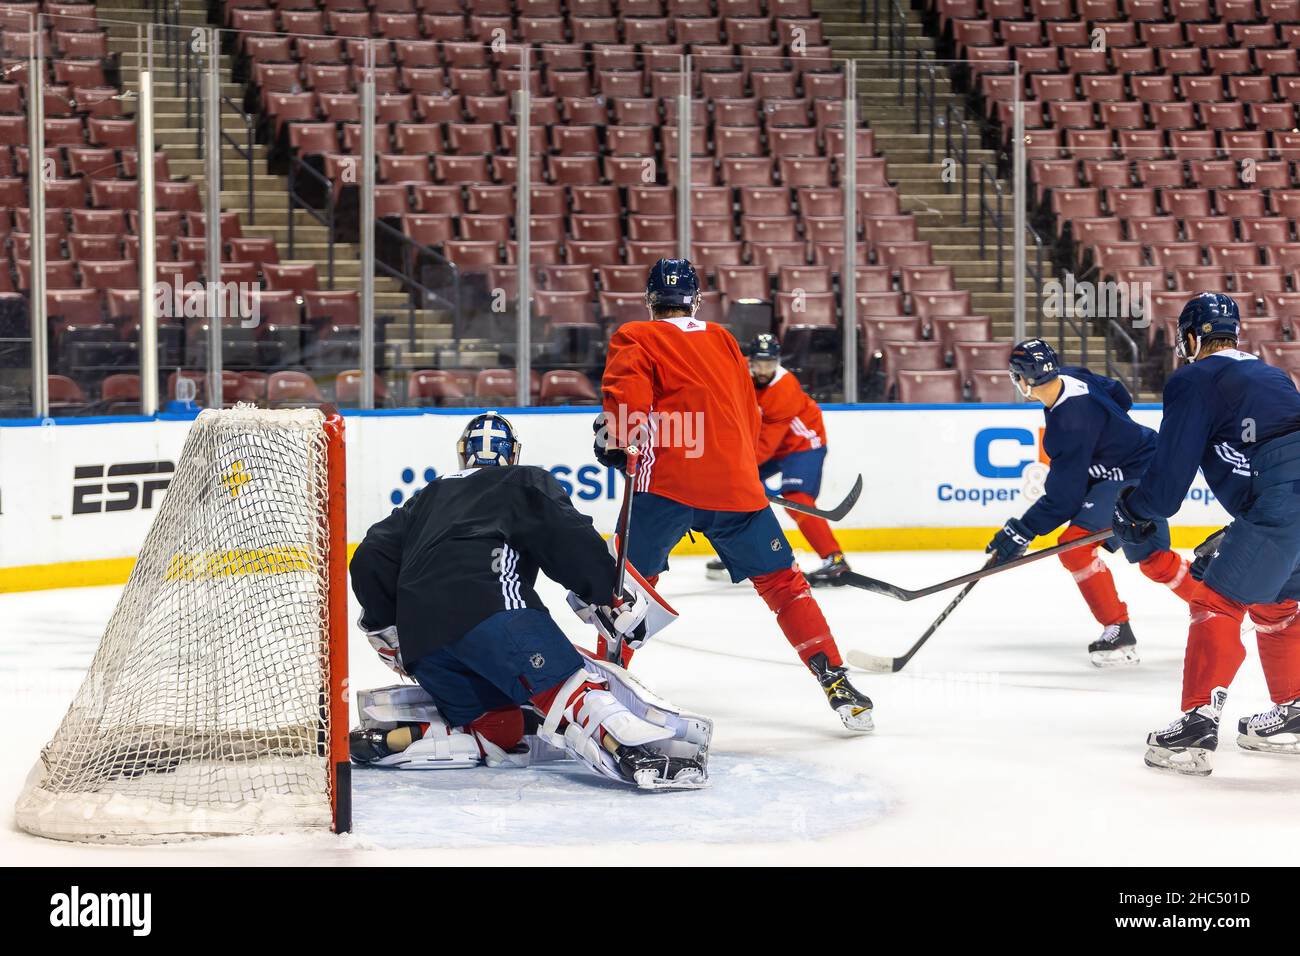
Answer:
[[978, 162, 1005, 291], [941, 101, 970, 223], [287, 154, 337, 289], [873, 0, 909, 93], [219, 93, 256, 224], [372, 218, 463, 342], [1105, 318, 1141, 395], [913, 53, 936, 160]]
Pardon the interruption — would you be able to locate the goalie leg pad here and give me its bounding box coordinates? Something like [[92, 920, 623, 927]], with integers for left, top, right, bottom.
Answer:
[[353, 685, 482, 770], [536, 665, 711, 788], [584, 656, 714, 765]]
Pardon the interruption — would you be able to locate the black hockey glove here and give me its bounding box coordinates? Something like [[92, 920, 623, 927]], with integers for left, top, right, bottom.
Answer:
[[593, 414, 627, 470], [1111, 485, 1157, 547], [1190, 526, 1229, 582], [986, 516, 1033, 563]]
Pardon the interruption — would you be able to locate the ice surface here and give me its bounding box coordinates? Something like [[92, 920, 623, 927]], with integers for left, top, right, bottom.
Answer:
[[3, 552, 1298, 865]]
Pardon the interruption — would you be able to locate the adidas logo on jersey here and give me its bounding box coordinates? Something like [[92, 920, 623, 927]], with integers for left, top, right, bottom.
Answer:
[[1213, 442, 1251, 478]]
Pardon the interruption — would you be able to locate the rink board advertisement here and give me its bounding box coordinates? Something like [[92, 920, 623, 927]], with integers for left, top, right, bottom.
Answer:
[[0, 406, 1229, 590]]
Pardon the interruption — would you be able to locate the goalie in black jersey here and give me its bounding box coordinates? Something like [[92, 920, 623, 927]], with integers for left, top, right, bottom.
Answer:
[[347, 411, 711, 789]]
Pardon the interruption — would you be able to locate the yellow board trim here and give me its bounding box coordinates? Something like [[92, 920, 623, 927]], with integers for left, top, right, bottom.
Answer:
[[0, 528, 1226, 593]]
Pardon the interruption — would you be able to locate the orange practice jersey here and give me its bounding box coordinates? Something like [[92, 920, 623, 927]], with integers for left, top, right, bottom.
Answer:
[[755, 366, 827, 464], [601, 316, 768, 512]]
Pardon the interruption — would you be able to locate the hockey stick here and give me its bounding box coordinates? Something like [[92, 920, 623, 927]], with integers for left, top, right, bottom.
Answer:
[[767, 474, 863, 521], [837, 528, 1114, 601], [605, 446, 641, 663], [847, 556, 998, 673]]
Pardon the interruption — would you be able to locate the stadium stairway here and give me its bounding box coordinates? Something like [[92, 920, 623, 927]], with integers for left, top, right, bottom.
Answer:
[[816, 0, 1120, 375]]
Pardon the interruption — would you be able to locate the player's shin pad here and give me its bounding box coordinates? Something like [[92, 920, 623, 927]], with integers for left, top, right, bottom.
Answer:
[[353, 685, 568, 770], [538, 663, 712, 789]]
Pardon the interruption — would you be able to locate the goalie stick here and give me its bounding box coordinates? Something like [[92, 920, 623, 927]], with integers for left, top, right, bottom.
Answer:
[[836, 528, 1114, 601], [605, 446, 641, 663], [767, 474, 863, 521], [848, 556, 998, 674]]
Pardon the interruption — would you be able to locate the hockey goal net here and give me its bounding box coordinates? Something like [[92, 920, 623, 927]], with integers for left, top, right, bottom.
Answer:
[[15, 406, 350, 843]]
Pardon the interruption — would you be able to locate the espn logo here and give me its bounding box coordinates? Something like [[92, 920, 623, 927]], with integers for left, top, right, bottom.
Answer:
[[72, 461, 175, 515]]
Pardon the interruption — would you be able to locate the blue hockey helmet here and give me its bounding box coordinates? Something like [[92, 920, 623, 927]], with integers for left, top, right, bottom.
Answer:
[[750, 332, 780, 360], [456, 411, 521, 468], [1008, 338, 1061, 396], [645, 258, 700, 313], [749, 333, 781, 386], [1176, 292, 1240, 361]]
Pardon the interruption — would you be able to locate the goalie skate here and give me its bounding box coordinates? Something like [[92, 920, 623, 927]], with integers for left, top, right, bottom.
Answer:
[[1237, 698, 1300, 754]]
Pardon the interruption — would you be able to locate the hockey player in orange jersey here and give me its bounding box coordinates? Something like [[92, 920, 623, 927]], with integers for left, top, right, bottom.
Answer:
[[595, 258, 873, 732], [707, 332, 850, 587]]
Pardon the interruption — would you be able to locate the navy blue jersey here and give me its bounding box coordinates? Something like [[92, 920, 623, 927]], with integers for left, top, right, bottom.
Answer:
[[1020, 368, 1158, 535], [350, 465, 616, 664], [1128, 349, 1300, 520]]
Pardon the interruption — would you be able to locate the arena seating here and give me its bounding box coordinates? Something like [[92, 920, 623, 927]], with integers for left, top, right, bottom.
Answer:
[[0, 0, 1012, 413], [933, 0, 1300, 387]]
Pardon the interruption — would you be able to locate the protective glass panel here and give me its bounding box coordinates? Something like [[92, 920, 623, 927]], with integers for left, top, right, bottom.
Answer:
[[519, 44, 687, 410], [690, 45, 850, 401], [5, 13, 151, 417], [369, 35, 524, 409], [0, 7, 42, 416], [862, 51, 1023, 406]]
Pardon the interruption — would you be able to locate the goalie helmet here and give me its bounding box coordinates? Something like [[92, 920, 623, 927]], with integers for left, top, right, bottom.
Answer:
[[645, 258, 700, 314], [457, 411, 521, 468]]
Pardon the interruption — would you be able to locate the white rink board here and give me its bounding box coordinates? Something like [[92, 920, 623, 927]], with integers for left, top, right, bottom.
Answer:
[[0, 405, 1230, 575]]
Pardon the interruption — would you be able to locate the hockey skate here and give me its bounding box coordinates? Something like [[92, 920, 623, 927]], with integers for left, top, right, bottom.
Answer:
[[612, 741, 706, 789], [806, 552, 851, 587], [350, 723, 429, 766], [706, 558, 739, 582], [1237, 698, 1300, 754], [1144, 688, 1225, 776], [808, 652, 874, 732], [1088, 621, 1140, 667]]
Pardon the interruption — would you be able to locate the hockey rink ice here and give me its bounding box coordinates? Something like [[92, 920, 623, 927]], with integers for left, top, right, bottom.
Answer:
[[3, 551, 1296, 866]]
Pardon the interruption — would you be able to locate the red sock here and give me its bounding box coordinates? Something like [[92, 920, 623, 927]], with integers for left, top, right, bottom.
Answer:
[[1058, 524, 1128, 626], [752, 565, 842, 666], [1139, 549, 1202, 603], [1183, 587, 1248, 710], [466, 706, 525, 752], [784, 492, 843, 559], [530, 673, 603, 721], [594, 635, 637, 668], [1248, 600, 1300, 705]]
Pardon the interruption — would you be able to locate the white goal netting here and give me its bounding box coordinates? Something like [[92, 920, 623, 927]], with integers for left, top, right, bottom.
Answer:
[[15, 406, 344, 843]]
